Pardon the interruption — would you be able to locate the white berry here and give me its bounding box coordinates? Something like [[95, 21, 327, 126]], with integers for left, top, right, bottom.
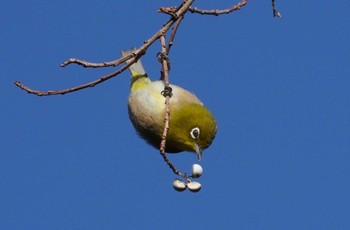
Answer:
[[173, 179, 186, 192], [191, 164, 203, 178], [187, 181, 201, 192]]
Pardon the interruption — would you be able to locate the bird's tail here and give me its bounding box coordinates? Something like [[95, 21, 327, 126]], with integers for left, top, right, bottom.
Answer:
[[121, 47, 146, 77]]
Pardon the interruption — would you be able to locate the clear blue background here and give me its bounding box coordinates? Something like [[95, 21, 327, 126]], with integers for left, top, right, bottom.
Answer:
[[2, 1, 350, 229]]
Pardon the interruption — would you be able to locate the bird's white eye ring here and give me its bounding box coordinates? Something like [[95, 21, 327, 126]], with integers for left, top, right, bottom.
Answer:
[[190, 127, 200, 139]]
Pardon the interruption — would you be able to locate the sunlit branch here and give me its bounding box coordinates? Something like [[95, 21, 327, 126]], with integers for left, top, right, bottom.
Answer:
[[14, 0, 195, 96], [189, 0, 248, 16]]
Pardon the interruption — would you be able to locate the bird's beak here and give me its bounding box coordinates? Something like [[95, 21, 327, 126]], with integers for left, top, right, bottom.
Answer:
[[195, 143, 202, 161]]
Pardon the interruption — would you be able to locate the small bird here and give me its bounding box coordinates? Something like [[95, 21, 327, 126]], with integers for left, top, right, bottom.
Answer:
[[122, 48, 217, 160]]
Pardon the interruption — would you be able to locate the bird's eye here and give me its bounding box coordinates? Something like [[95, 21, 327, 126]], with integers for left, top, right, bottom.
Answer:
[[190, 127, 200, 139]]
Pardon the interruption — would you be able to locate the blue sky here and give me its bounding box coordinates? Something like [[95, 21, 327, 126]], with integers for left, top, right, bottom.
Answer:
[[2, 1, 350, 229]]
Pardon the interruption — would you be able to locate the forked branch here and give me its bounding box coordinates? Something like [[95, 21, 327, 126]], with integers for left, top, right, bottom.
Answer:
[[14, 0, 196, 96], [14, 0, 250, 96]]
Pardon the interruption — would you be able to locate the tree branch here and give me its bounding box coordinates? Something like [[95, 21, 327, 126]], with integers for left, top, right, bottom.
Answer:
[[167, 15, 184, 53], [159, 35, 188, 180], [189, 0, 248, 16], [272, 0, 282, 17], [14, 0, 251, 96], [14, 60, 136, 96], [14, 0, 196, 96]]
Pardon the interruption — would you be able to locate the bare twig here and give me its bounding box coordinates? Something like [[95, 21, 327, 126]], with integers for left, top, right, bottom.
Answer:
[[272, 0, 281, 17], [60, 56, 132, 68], [14, 0, 249, 96], [14, 60, 136, 96], [159, 35, 171, 153], [158, 5, 188, 180], [167, 15, 184, 53], [158, 35, 188, 180], [189, 0, 248, 16]]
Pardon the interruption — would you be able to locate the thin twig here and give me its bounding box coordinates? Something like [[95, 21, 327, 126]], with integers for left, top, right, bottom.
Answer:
[[60, 56, 132, 68], [159, 35, 170, 153], [167, 15, 184, 53], [14, 60, 137, 96], [159, 35, 187, 179], [158, 8, 187, 179], [272, 0, 282, 17], [189, 0, 248, 16]]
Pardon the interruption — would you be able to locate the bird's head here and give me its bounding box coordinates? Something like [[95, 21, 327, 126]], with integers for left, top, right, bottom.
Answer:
[[166, 103, 217, 160]]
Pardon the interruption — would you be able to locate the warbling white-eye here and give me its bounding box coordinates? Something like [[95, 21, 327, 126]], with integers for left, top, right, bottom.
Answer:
[[122, 48, 217, 160]]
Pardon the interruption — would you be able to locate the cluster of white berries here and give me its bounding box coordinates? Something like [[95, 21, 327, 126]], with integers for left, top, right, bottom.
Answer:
[[172, 164, 203, 192]]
